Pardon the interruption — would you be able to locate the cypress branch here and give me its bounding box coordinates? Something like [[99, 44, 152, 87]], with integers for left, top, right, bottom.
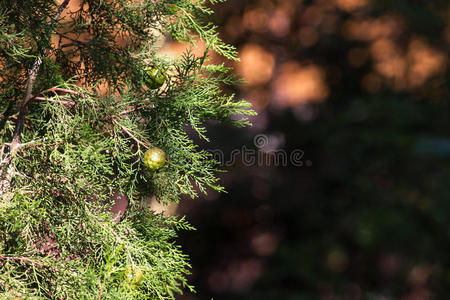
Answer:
[[0, 0, 254, 298]]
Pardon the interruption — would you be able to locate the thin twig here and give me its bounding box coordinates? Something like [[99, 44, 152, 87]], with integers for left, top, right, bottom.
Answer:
[[0, 256, 45, 268], [36, 87, 81, 97], [0, 144, 10, 184], [112, 118, 150, 149], [55, 32, 85, 45], [105, 103, 154, 121], [19, 141, 63, 152], [108, 229, 135, 266], [31, 86, 81, 106], [0, 144, 4, 163], [34, 97, 75, 106], [55, 32, 123, 54], [98, 284, 104, 300], [118, 103, 155, 116]]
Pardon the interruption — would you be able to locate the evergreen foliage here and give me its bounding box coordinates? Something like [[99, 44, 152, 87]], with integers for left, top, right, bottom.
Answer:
[[0, 0, 254, 298]]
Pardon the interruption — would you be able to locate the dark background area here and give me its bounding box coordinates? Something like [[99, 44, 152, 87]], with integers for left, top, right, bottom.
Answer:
[[172, 0, 450, 299]]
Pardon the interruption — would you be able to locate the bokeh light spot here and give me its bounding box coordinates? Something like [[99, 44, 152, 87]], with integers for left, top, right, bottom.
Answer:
[[334, 0, 371, 12], [251, 232, 279, 256], [272, 62, 329, 107], [237, 44, 275, 87], [269, 9, 291, 37], [302, 5, 325, 27], [243, 8, 270, 33], [407, 38, 447, 88], [343, 16, 404, 41]]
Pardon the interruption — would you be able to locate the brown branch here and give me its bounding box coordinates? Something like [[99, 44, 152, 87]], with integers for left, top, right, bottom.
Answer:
[[104, 103, 155, 122], [55, 32, 87, 46], [52, 0, 71, 26], [0, 144, 5, 164], [98, 284, 104, 300], [19, 141, 64, 152], [30, 87, 82, 107], [55, 32, 123, 54], [112, 118, 150, 149], [34, 97, 75, 106], [9, 0, 71, 154], [118, 103, 155, 116], [9, 57, 43, 153], [36, 87, 82, 97]]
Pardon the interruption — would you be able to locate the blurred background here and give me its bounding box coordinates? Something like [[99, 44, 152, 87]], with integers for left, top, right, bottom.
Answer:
[[165, 0, 449, 299]]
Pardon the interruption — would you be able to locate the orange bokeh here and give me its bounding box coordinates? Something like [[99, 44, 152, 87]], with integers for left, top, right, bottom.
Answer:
[[343, 16, 404, 41], [333, 0, 371, 12], [272, 62, 329, 107], [242, 7, 270, 34], [406, 38, 447, 88], [236, 44, 275, 87]]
